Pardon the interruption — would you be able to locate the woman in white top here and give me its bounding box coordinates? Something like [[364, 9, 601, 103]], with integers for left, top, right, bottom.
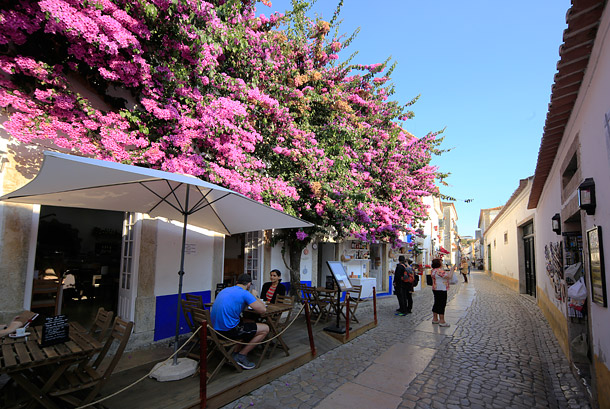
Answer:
[[430, 258, 454, 327]]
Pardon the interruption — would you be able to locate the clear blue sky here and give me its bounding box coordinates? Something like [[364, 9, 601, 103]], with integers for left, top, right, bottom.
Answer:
[[259, 0, 571, 237]]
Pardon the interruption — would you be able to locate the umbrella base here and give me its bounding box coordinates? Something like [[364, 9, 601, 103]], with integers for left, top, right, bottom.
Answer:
[[149, 357, 198, 382]]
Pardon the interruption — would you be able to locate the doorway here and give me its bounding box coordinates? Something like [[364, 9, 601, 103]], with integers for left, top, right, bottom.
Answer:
[[523, 222, 536, 296], [317, 243, 337, 288], [223, 234, 245, 287], [34, 206, 123, 326], [563, 221, 592, 388], [487, 244, 492, 271]]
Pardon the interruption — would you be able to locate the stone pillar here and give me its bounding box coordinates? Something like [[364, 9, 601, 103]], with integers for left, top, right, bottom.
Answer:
[[132, 219, 158, 344]]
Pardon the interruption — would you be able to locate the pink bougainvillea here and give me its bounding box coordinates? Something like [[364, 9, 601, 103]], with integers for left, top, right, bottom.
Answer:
[[0, 0, 445, 266]]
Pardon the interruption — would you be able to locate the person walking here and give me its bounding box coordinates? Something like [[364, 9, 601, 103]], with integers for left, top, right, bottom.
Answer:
[[394, 256, 412, 316], [460, 257, 469, 283], [430, 258, 452, 327]]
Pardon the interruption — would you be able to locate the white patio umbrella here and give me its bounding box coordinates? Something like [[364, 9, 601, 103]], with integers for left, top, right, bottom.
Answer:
[[1, 151, 312, 370]]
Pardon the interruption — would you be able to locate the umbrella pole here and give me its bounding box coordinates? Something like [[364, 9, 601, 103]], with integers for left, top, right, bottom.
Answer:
[[173, 185, 190, 365]]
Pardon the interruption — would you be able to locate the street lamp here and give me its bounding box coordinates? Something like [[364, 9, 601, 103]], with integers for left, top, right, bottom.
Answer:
[[552, 213, 561, 235], [578, 178, 596, 215]]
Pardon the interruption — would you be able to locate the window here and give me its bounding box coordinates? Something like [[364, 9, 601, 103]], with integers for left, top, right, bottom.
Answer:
[[562, 153, 578, 189], [245, 231, 261, 280], [504, 232, 508, 244]]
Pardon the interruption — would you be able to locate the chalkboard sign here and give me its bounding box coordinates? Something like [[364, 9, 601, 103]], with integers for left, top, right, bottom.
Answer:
[[40, 315, 69, 347]]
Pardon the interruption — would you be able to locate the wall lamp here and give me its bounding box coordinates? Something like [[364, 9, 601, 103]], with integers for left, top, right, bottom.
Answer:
[[578, 178, 596, 215], [551, 213, 561, 235]]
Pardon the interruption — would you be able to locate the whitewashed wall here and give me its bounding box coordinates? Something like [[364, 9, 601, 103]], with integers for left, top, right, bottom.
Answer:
[[153, 219, 220, 295], [484, 185, 534, 281], [563, 5, 610, 363], [535, 4, 610, 371], [268, 242, 313, 286]]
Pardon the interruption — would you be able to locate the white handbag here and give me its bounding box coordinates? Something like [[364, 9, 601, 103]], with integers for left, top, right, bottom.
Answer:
[[449, 270, 459, 285]]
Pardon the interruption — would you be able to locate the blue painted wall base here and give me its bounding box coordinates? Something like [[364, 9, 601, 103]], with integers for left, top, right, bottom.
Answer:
[[154, 290, 211, 341]]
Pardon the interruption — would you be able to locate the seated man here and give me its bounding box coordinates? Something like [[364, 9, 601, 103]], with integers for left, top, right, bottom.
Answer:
[[211, 273, 269, 370]]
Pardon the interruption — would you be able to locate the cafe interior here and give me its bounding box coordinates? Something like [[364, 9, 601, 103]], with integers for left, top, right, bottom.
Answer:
[[33, 205, 123, 325]]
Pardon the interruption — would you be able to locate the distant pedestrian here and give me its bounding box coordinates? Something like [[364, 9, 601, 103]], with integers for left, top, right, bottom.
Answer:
[[393, 256, 413, 316], [460, 257, 469, 283], [431, 258, 452, 327], [467, 258, 471, 275]]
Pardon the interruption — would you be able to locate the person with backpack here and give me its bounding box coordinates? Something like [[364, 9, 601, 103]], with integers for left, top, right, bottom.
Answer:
[[394, 256, 414, 316], [404, 258, 416, 313]]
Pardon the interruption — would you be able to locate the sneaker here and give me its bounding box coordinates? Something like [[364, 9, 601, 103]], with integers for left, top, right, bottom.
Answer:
[[395, 312, 406, 316], [431, 320, 439, 324], [232, 352, 255, 370], [439, 322, 450, 327]]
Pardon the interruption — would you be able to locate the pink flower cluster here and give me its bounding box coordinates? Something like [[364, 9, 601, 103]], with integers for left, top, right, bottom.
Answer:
[[1, 0, 444, 248]]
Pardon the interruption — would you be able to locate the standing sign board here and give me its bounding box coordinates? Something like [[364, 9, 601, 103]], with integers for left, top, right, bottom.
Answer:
[[326, 261, 353, 292]]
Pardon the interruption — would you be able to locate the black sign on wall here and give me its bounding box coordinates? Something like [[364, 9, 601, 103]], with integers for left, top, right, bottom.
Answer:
[[40, 315, 70, 347]]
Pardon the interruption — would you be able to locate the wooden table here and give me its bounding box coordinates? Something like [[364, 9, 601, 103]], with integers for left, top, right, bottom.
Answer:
[[0, 325, 103, 409]]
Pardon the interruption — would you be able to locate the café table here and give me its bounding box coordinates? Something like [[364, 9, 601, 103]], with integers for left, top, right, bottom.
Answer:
[[0, 324, 103, 409]]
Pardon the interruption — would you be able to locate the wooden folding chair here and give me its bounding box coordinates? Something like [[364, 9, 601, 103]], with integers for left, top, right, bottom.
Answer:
[[341, 285, 366, 323], [268, 295, 295, 357], [88, 307, 114, 341], [31, 279, 62, 315], [181, 299, 202, 333], [185, 293, 204, 308], [50, 317, 134, 407], [301, 287, 330, 325], [190, 308, 242, 383]]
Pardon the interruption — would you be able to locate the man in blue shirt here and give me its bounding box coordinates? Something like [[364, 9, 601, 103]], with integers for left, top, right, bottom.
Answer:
[[211, 273, 268, 369]]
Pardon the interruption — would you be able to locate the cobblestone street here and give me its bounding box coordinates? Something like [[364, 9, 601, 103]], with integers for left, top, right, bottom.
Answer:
[[224, 272, 591, 409]]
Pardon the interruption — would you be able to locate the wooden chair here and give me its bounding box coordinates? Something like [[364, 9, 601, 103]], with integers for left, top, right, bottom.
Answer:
[[341, 285, 366, 323], [214, 283, 228, 298], [293, 282, 309, 304], [268, 295, 295, 356], [181, 299, 206, 356], [31, 279, 63, 315], [189, 307, 242, 383], [185, 293, 204, 308], [273, 294, 296, 331], [302, 287, 330, 325], [88, 307, 114, 341], [50, 317, 134, 407]]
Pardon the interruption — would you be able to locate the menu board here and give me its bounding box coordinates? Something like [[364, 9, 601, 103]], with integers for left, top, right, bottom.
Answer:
[[326, 261, 353, 292], [40, 315, 70, 347]]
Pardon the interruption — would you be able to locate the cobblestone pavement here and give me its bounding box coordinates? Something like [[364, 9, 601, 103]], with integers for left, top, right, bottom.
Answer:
[[224, 272, 591, 409]]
